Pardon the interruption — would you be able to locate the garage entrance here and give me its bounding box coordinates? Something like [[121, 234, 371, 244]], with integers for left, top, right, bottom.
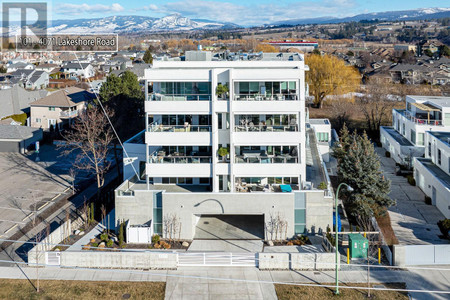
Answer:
[[194, 215, 265, 240]]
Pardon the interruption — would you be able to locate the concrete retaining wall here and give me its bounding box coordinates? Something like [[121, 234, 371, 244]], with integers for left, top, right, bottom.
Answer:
[[258, 252, 339, 270], [258, 253, 290, 270], [290, 253, 315, 270], [394, 244, 450, 266], [59, 251, 177, 269]]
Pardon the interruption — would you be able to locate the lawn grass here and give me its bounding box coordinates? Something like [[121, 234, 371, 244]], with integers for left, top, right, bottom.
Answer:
[[0, 279, 165, 300], [275, 282, 408, 300]]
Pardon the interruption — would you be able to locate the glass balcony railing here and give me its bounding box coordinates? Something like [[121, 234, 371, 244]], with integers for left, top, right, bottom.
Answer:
[[148, 124, 211, 132], [234, 124, 298, 132], [148, 93, 211, 101], [234, 156, 298, 164], [149, 156, 212, 164], [395, 109, 442, 126], [234, 94, 298, 101]]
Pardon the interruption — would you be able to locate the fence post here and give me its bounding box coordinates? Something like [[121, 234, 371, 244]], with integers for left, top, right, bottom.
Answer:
[[347, 248, 350, 264], [203, 253, 206, 265], [230, 253, 233, 265]]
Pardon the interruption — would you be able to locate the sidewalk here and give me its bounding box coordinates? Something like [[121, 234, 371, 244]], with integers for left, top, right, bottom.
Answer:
[[375, 147, 446, 245], [0, 265, 448, 300]]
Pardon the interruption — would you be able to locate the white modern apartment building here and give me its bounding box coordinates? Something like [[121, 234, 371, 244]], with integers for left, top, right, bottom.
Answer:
[[115, 53, 333, 242], [381, 95, 450, 166], [414, 132, 450, 218]]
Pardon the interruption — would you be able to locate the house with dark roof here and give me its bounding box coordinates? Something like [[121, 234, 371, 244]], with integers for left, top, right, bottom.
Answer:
[[30, 87, 93, 130], [8, 69, 49, 90], [0, 124, 42, 153], [0, 85, 49, 119]]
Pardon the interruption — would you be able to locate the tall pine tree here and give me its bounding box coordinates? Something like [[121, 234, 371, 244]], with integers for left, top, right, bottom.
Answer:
[[333, 128, 393, 229]]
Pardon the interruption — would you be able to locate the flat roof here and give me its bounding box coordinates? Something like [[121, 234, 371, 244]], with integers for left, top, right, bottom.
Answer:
[[309, 119, 330, 125], [429, 132, 450, 147], [417, 158, 450, 188], [382, 127, 414, 147], [123, 181, 210, 193]]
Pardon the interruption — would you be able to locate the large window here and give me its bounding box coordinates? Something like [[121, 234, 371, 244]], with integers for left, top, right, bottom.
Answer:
[[438, 149, 441, 165], [317, 132, 329, 143], [418, 133, 424, 146], [160, 82, 211, 98], [410, 129, 416, 144], [294, 193, 306, 234]]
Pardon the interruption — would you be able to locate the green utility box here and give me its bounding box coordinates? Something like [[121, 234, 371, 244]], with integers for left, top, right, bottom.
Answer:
[[348, 234, 368, 259]]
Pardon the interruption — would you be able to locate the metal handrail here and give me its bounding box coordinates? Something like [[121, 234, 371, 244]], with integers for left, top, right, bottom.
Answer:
[[395, 110, 442, 126]]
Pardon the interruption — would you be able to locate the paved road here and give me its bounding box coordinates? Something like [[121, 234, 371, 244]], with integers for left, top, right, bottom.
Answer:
[[0, 265, 448, 300], [376, 147, 447, 245]]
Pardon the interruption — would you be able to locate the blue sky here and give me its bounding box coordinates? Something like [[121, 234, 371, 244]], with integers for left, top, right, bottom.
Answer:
[[40, 0, 450, 25]]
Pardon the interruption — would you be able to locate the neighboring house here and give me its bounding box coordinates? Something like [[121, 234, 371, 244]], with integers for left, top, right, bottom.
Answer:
[[380, 95, 450, 166], [0, 85, 49, 119], [394, 44, 417, 53], [61, 62, 95, 79], [0, 124, 42, 153], [36, 63, 60, 73], [419, 39, 444, 55], [389, 64, 429, 84], [8, 69, 49, 90], [116, 52, 334, 242], [29, 87, 93, 130], [6, 62, 34, 73], [414, 131, 450, 218]]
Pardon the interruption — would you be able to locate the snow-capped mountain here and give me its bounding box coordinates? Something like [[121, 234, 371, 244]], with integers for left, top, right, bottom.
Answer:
[[271, 7, 450, 26], [3, 14, 239, 36]]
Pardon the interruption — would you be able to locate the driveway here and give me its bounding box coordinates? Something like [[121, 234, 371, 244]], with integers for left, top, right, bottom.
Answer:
[[376, 148, 447, 245]]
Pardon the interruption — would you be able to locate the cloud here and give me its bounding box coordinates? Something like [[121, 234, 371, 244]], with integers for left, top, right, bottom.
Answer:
[[137, 0, 357, 26], [56, 3, 125, 16]]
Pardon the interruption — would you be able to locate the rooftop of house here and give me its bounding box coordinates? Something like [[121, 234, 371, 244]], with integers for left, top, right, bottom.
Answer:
[[416, 158, 450, 188], [62, 62, 91, 70], [407, 95, 450, 108], [0, 124, 40, 140], [0, 85, 48, 118], [429, 132, 450, 147], [29, 87, 92, 107], [308, 119, 330, 125], [382, 126, 414, 147]]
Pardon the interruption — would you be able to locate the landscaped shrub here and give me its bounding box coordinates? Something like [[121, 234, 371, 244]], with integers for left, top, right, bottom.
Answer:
[[407, 175, 416, 186], [159, 241, 171, 249], [91, 242, 98, 248], [151, 234, 160, 245], [438, 219, 450, 238], [100, 233, 109, 242], [317, 182, 327, 190], [425, 196, 432, 205], [385, 151, 390, 158], [106, 239, 114, 248], [118, 222, 125, 247]]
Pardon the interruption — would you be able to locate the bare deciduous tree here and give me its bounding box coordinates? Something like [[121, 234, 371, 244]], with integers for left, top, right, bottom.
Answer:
[[358, 78, 398, 135], [59, 107, 114, 192], [265, 212, 288, 241], [163, 213, 181, 242]]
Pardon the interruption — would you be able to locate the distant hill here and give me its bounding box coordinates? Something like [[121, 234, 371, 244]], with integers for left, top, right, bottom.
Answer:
[[271, 7, 450, 26]]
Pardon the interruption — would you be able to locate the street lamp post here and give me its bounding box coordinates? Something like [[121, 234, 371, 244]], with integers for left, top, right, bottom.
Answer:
[[334, 182, 353, 295]]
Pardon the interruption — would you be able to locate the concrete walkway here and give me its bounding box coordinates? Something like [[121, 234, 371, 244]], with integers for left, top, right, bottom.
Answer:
[[375, 148, 447, 245], [0, 265, 449, 300]]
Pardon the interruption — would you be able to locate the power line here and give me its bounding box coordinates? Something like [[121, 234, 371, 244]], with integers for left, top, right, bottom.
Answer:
[[71, 52, 140, 179], [3, 238, 450, 272], [0, 258, 449, 295]]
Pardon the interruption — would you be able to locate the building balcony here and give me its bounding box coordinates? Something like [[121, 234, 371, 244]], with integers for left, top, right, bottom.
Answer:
[[146, 124, 212, 146], [60, 109, 78, 118], [145, 162, 212, 177], [144, 97, 211, 114], [233, 163, 301, 177], [394, 109, 443, 126], [234, 155, 298, 164], [234, 124, 298, 132], [234, 93, 298, 101], [147, 93, 211, 101], [149, 156, 212, 164]]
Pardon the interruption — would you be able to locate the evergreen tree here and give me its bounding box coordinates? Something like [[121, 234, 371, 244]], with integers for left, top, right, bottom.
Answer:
[[143, 48, 153, 64], [118, 222, 124, 247], [334, 130, 393, 229], [99, 74, 123, 102]]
